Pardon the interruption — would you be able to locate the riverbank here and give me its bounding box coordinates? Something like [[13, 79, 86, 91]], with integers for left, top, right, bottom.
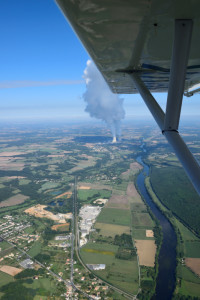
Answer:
[[145, 176, 200, 298], [78, 158, 159, 299], [134, 174, 162, 299], [136, 156, 177, 300]]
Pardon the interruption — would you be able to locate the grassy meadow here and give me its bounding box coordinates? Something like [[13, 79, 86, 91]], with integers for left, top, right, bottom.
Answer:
[[80, 242, 139, 294], [96, 208, 131, 226]]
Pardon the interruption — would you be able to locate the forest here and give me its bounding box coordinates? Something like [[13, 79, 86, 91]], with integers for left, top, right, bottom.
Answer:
[[150, 165, 200, 236], [114, 234, 136, 260]]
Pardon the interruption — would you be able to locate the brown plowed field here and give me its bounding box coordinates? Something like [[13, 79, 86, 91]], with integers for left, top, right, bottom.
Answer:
[[126, 183, 142, 203], [0, 194, 29, 208], [78, 186, 91, 190], [185, 258, 200, 276], [106, 194, 129, 209], [0, 152, 26, 156], [146, 230, 154, 237], [122, 162, 143, 177], [0, 265, 22, 276], [78, 182, 112, 190], [55, 191, 72, 199], [51, 223, 70, 231], [135, 240, 156, 267]]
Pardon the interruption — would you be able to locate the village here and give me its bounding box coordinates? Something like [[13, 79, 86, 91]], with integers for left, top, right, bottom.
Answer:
[[0, 204, 111, 300]]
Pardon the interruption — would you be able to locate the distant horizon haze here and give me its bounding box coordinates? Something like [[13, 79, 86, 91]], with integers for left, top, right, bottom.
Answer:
[[0, 1, 200, 122]]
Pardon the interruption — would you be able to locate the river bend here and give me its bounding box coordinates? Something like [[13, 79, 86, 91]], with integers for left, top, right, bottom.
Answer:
[[136, 156, 177, 299]]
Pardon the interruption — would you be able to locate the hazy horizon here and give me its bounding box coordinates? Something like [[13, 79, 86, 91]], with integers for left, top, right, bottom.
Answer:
[[0, 1, 200, 122]]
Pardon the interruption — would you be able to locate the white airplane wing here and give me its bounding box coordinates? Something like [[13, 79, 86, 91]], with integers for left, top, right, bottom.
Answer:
[[56, 0, 200, 95], [56, 0, 200, 196]]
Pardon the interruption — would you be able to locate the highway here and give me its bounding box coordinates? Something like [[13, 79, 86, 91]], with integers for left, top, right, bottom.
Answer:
[[71, 176, 93, 299], [73, 177, 134, 300], [0, 176, 135, 299], [0, 177, 92, 300]]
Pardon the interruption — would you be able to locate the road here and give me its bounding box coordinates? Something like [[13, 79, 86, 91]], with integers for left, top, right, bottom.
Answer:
[[0, 176, 134, 299], [1, 234, 71, 286], [73, 178, 134, 300], [71, 176, 93, 299], [0, 177, 92, 300]]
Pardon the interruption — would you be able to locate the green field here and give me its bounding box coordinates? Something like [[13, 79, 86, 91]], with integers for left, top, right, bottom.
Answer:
[[33, 296, 48, 300], [185, 241, 200, 258], [108, 290, 127, 300], [24, 226, 35, 234], [0, 271, 13, 287], [28, 241, 42, 257], [39, 182, 60, 192], [96, 208, 131, 226], [174, 219, 198, 242], [23, 277, 55, 292], [55, 224, 70, 232], [81, 241, 118, 253], [177, 265, 200, 284], [0, 241, 11, 251], [31, 219, 46, 232], [82, 248, 115, 256], [94, 223, 130, 237], [80, 242, 139, 294], [132, 212, 154, 227], [78, 189, 111, 202], [178, 280, 200, 298], [112, 181, 129, 192], [0, 247, 14, 258], [132, 228, 154, 240], [131, 202, 147, 212], [19, 179, 31, 185]]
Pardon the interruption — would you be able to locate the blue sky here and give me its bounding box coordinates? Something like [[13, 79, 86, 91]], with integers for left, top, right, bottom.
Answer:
[[0, 0, 199, 122]]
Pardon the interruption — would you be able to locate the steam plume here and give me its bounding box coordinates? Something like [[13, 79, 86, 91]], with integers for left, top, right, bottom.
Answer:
[[83, 60, 125, 140]]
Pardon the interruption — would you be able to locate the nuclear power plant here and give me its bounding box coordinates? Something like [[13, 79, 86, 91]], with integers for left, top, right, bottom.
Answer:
[[112, 136, 117, 143], [83, 60, 125, 143]]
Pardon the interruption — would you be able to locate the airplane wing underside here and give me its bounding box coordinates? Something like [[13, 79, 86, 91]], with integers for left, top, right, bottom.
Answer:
[[56, 0, 200, 95], [56, 0, 200, 196]]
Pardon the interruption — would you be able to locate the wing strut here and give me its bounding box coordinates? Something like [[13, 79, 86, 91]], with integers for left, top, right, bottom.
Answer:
[[129, 19, 200, 196], [164, 20, 193, 131]]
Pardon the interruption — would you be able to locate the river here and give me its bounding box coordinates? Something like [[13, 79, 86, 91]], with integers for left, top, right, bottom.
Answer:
[[136, 155, 177, 299]]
